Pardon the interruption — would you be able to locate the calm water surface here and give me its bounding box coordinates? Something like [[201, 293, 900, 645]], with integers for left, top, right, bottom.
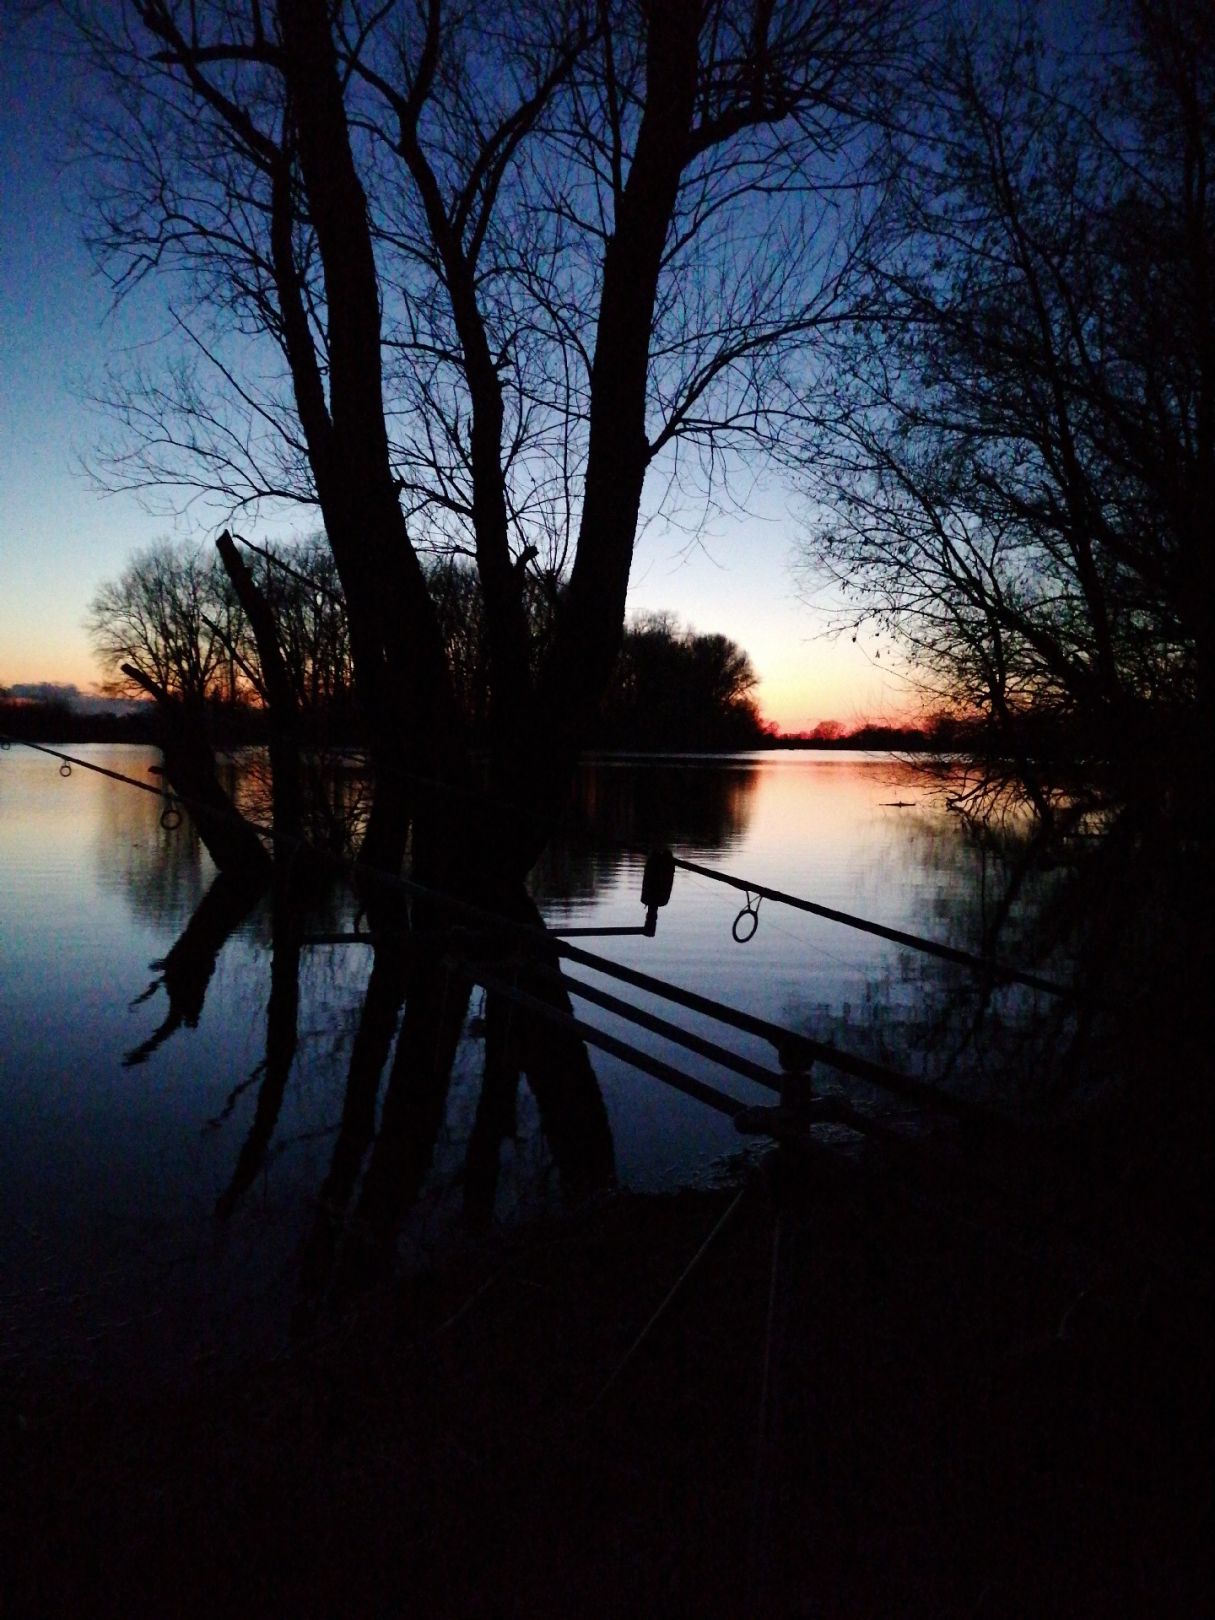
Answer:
[[0, 745, 1066, 1386]]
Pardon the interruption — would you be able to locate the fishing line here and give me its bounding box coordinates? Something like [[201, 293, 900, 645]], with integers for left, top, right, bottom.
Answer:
[[679, 868, 861, 976]]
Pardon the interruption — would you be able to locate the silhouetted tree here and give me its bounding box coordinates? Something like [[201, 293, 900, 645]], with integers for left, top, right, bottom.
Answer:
[[88, 533, 354, 721], [241, 534, 354, 724], [85, 538, 244, 707], [74, 0, 905, 890], [796, 1, 1214, 809], [599, 612, 766, 749]]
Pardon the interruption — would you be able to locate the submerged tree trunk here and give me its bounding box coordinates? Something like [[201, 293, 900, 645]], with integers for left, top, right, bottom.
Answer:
[[215, 530, 304, 848], [122, 662, 271, 880]]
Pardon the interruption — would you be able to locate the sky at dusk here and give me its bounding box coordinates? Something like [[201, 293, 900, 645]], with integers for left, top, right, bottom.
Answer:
[[0, 6, 910, 734]]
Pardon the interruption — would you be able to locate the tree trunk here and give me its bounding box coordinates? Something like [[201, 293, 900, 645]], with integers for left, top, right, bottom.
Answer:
[[121, 662, 271, 880], [277, 0, 471, 877], [215, 530, 303, 847]]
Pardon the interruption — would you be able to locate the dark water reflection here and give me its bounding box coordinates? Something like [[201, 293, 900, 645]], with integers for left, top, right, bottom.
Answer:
[[531, 754, 758, 905], [0, 744, 1110, 1387]]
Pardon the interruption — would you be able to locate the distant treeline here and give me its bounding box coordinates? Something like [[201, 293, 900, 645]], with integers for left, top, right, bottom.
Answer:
[[769, 724, 936, 752], [768, 712, 1109, 755], [67, 539, 783, 757], [0, 692, 260, 747], [2, 692, 956, 756]]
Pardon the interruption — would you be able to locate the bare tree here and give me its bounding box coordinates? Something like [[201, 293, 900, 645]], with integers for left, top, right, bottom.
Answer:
[[86, 537, 243, 705], [796, 1, 1214, 807], [74, 0, 904, 888], [237, 534, 354, 720]]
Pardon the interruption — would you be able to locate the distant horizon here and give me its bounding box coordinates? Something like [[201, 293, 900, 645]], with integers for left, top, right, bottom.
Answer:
[[1, 677, 925, 740], [0, 600, 916, 736]]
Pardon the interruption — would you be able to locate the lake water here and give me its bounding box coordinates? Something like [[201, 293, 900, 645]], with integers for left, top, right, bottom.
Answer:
[[0, 744, 1072, 1387]]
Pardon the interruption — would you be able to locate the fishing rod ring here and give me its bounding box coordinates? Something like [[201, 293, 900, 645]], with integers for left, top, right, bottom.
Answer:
[[732, 891, 761, 944], [59, 760, 72, 778], [160, 800, 183, 832]]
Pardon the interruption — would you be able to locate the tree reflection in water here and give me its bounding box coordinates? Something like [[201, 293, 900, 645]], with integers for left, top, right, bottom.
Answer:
[[111, 748, 772, 1343], [780, 789, 1210, 1258], [116, 822, 621, 1328], [810, 808, 1082, 1109], [22, 747, 1205, 1396], [532, 755, 759, 905], [214, 877, 304, 1218], [123, 867, 268, 1068], [298, 888, 615, 1321], [284, 759, 754, 1319]]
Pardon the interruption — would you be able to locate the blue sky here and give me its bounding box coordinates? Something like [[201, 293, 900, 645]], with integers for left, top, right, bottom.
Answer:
[[0, 5, 908, 733], [1, 8, 171, 689]]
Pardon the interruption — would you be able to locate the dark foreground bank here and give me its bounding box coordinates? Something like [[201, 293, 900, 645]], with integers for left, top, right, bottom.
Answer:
[[3, 1120, 1208, 1620]]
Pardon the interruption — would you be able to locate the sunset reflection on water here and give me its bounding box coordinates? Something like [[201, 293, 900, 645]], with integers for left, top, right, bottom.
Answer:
[[0, 743, 1062, 1385]]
